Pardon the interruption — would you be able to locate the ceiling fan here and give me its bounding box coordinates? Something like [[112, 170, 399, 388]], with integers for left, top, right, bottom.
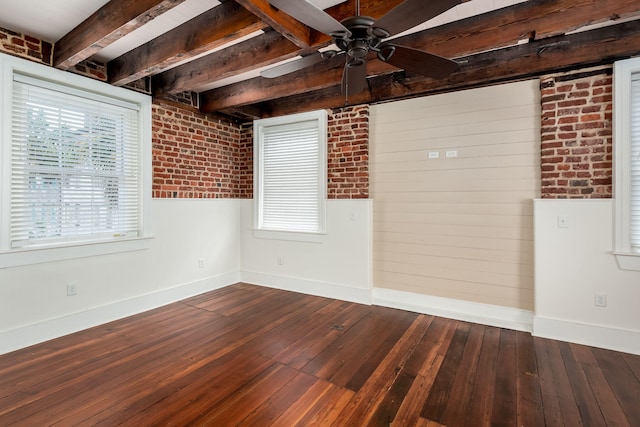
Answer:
[[261, 0, 462, 97]]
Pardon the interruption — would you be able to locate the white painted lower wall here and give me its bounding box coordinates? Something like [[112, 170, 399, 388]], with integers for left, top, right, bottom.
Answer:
[[240, 199, 372, 305], [533, 199, 640, 355], [0, 199, 242, 355], [4, 196, 638, 356]]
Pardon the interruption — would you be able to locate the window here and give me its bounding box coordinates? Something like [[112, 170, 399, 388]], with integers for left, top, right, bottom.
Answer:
[[0, 54, 152, 267], [613, 56, 640, 270], [253, 110, 327, 240]]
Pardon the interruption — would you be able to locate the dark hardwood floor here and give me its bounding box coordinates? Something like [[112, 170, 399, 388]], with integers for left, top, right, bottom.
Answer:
[[1, 283, 638, 426]]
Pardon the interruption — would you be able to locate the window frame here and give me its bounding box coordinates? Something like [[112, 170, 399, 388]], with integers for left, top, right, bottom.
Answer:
[[0, 53, 152, 268], [253, 110, 327, 242], [613, 56, 640, 270]]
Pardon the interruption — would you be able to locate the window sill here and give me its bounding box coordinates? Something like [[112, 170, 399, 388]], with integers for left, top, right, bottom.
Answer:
[[252, 229, 326, 243], [613, 251, 640, 271], [0, 236, 153, 269]]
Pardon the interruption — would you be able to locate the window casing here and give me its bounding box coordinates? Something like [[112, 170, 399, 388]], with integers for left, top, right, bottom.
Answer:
[[614, 57, 640, 270], [253, 110, 327, 241], [0, 53, 152, 268]]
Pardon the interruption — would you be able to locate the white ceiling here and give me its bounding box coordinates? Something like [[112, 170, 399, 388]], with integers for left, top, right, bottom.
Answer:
[[0, 0, 527, 90]]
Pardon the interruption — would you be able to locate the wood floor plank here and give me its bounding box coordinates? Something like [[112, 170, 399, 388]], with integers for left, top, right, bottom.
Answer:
[[490, 329, 518, 427], [340, 309, 418, 392], [534, 337, 566, 427], [570, 343, 631, 427], [558, 341, 608, 426], [0, 283, 638, 426], [338, 314, 435, 425], [516, 331, 545, 427], [301, 307, 416, 391], [0, 302, 190, 379], [241, 371, 325, 425], [592, 347, 640, 424], [393, 317, 456, 426], [89, 348, 274, 426], [540, 337, 584, 426], [189, 363, 300, 425], [0, 306, 222, 421], [440, 322, 485, 427], [276, 301, 372, 370], [271, 379, 347, 425], [5, 311, 228, 424], [421, 321, 471, 422], [622, 352, 640, 382]]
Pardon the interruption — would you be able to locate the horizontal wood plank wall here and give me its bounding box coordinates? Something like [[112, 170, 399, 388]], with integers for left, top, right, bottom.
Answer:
[[370, 80, 541, 310]]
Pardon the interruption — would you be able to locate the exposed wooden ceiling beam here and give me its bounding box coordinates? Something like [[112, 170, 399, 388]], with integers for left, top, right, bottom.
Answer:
[[389, 0, 640, 57], [199, 0, 640, 113], [260, 20, 640, 118], [54, 0, 186, 70], [234, 0, 314, 48], [152, 30, 297, 97], [153, 0, 404, 96], [109, 1, 266, 86]]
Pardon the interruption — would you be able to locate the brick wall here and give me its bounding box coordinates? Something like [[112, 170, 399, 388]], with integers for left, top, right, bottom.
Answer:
[[1, 26, 51, 64], [1, 26, 107, 81], [328, 105, 369, 199], [540, 68, 613, 198], [238, 123, 254, 198], [152, 101, 241, 198]]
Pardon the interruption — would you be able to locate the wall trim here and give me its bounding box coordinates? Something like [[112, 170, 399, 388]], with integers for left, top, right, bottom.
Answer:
[[372, 287, 534, 332], [0, 271, 240, 355], [241, 271, 372, 305], [533, 316, 640, 356]]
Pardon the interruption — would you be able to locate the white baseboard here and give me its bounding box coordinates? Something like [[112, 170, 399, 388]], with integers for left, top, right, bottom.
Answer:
[[0, 271, 240, 355], [241, 271, 372, 305], [372, 287, 534, 332], [533, 316, 640, 355]]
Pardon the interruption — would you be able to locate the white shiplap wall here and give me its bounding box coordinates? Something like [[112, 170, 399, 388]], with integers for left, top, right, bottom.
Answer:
[[370, 80, 541, 310]]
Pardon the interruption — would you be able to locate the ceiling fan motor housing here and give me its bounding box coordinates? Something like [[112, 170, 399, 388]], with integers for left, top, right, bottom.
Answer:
[[333, 16, 382, 60]]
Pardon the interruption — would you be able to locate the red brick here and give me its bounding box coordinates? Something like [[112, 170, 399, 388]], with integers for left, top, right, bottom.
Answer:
[[540, 69, 613, 199]]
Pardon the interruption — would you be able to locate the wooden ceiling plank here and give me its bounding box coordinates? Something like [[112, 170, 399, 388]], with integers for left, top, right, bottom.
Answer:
[[234, 0, 313, 48], [262, 19, 640, 117], [198, 0, 640, 113], [108, 1, 266, 86], [54, 0, 187, 70]]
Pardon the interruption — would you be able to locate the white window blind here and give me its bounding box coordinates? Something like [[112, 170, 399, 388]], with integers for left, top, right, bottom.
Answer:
[[631, 73, 640, 250], [255, 111, 326, 234], [10, 74, 140, 248]]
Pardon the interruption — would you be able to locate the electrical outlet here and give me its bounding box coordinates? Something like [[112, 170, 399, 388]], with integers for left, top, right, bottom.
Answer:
[[557, 215, 569, 228], [428, 151, 440, 159], [198, 258, 205, 268], [594, 292, 607, 307], [445, 150, 458, 158], [277, 256, 284, 266], [67, 282, 77, 296]]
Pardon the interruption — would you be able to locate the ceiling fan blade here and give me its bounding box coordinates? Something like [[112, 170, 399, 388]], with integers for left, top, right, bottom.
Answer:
[[268, 0, 351, 37], [380, 44, 459, 79], [261, 52, 327, 78], [373, 0, 462, 37], [342, 58, 368, 97]]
